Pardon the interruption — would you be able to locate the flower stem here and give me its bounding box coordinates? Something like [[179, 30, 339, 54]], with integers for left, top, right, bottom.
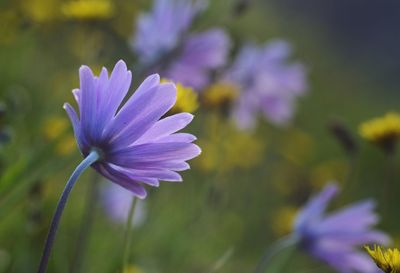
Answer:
[[121, 197, 138, 272], [254, 235, 298, 273], [70, 172, 99, 273], [36, 150, 100, 273]]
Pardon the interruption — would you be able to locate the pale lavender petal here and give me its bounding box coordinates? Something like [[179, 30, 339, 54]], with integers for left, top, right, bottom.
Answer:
[[136, 113, 194, 144], [63, 103, 85, 149], [106, 83, 177, 149], [79, 66, 97, 139], [294, 183, 338, 231], [108, 142, 201, 165], [316, 200, 379, 232], [122, 168, 183, 182], [96, 164, 148, 199], [98, 61, 132, 129], [133, 161, 190, 171], [157, 133, 197, 143]]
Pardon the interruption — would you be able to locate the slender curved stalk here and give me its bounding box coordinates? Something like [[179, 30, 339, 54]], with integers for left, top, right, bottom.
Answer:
[[208, 248, 234, 273], [254, 235, 299, 273], [121, 197, 138, 272], [70, 172, 99, 273], [36, 150, 100, 273]]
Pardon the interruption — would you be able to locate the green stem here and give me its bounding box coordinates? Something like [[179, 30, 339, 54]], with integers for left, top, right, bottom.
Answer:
[[254, 235, 299, 273], [70, 172, 99, 273], [121, 197, 138, 272], [208, 248, 234, 273], [36, 150, 100, 273]]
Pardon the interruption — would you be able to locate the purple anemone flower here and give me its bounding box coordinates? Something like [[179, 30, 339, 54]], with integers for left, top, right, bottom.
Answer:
[[224, 40, 307, 129], [64, 60, 201, 199], [131, 0, 204, 65], [131, 0, 230, 90], [294, 183, 390, 273], [164, 28, 230, 90]]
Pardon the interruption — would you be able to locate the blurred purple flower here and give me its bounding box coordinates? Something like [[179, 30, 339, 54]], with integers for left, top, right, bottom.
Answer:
[[224, 40, 307, 129], [165, 29, 230, 90], [131, 0, 230, 90], [102, 182, 146, 226], [64, 60, 201, 199], [131, 0, 203, 65], [294, 183, 390, 273]]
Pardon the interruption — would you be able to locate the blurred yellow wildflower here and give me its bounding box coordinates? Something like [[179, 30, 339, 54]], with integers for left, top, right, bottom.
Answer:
[[68, 29, 105, 61], [61, 0, 114, 20], [310, 160, 348, 189], [43, 117, 75, 155], [195, 115, 265, 173], [21, 0, 60, 23], [280, 129, 314, 166], [0, 10, 20, 44], [123, 265, 144, 273], [272, 206, 298, 236], [162, 79, 199, 113], [365, 245, 400, 273], [359, 113, 400, 152], [203, 81, 239, 108], [110, 2, 139, 38], [55, 135, 76, 155], [43, 117, 69, 140]]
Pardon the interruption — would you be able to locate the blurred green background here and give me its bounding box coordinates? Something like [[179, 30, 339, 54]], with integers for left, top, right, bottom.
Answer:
[[0, 1, 399, 273]]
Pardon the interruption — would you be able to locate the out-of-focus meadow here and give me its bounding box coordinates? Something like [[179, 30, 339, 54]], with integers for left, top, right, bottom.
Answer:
[[1, 1, 400, 273]]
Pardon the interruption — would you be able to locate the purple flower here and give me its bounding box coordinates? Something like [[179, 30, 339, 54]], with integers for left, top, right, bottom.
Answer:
[[164, 29, 231, 90], [101, 182, 147, 226], [131, 0, 204, 65], [224, 40, 307, 129], [131, 0, 230, 90], [64, 60, 201, 199], [294, 183, 390, 273]]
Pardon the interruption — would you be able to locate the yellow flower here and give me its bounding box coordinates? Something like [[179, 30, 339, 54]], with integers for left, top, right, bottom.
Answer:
[[162, 80, 199, 113], [365, 245, 400, 273], [123, 265, 144, 273], [43, 117, 69, 140], [0, 9, 20, 44], [310, 160, 348, 189], [359, 113, 400, 151], [279, 129, 314, 166], [202, 81, 239, 108], [195, 115, 265, 173], [43, 117, 76, 155], [272, 206, 298, 236], [21, 0, 60, 23], [61, 0, 114, 20], [55, 134, 77, 155]]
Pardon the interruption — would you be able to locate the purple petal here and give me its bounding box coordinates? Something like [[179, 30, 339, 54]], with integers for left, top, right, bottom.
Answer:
[[97, 61, 132, 134], [136, 113, 194, 144], [316, 200, 379, 233], [157, 133, 197, 143], [294, 183, 339, 231], [106, 83, 177, 149], [63, 103, 85, 149], [97, 164, 148, 199], [108, 142, 201, 166], [79, 66, 97, 139], [139, 161, 190, 171]]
